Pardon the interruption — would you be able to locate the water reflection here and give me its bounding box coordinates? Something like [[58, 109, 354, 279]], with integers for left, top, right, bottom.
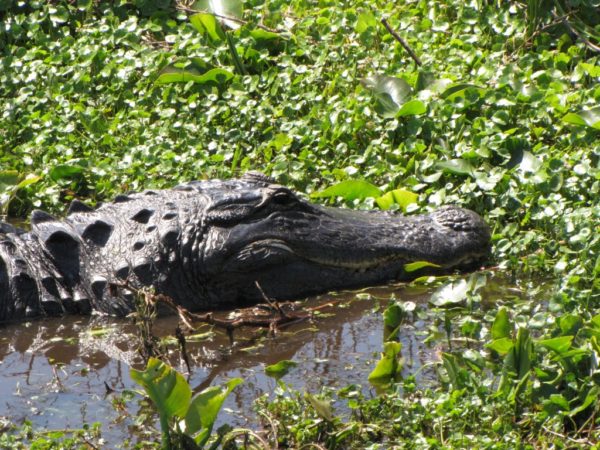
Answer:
[[0, 273, 540, 446]]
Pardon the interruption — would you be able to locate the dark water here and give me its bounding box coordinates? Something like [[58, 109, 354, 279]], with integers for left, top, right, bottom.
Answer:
[[0, 272, 544, 446]]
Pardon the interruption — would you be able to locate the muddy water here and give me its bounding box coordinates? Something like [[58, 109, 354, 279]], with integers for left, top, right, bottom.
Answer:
[[0, 272, 539, 446], [0, 281, 444, 445]]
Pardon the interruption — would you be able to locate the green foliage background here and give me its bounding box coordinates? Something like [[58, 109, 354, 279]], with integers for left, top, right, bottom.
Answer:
[[0, 0, 599, 447]]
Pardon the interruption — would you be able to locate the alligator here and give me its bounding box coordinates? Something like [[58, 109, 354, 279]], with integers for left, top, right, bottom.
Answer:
[[0, 172, 491, 323]]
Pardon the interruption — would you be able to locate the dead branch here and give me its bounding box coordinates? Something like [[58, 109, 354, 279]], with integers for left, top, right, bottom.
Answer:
[[381, 18, 422, 66]]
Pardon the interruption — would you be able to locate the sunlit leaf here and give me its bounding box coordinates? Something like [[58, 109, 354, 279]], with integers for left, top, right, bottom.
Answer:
[[435, 159, 475, 177], [537, 336, 573, 355], [49, 164, 84, 181], [487, 337, 514, 355], [361, 74, 412, 118], [563, 107, 600, 129], [376, 188, 418, 211], [312, 179, 381, 201], [429, 279, 469, 306], [185, 378, 242, 446], [130, 358, 191, 422], [404, 261, 441, 272], [491, 307, 512, 340], [193, 0, 243, 29], [368, 341, 402, 387], [156, 66, 234, 85], [397, 99, 426, 117], [190, 13, 225, 42], [265, 360, 297, 379], [305, 393, 335, 422], [441, 83, 486, 100]]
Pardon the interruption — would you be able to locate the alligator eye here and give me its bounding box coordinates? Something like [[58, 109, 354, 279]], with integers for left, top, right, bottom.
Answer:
[[271, 191, 296, 206]]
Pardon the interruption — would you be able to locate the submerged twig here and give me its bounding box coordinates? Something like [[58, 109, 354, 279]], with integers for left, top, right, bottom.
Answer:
[[381, 18, 422, 66]]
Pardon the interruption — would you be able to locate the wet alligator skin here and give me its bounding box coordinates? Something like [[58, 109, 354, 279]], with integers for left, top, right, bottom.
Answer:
[[0, 172, 491, 322]]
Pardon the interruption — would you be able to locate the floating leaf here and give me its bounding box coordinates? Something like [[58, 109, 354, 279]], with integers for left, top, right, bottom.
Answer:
[[356, 11, 377, 34], [429, 279, 469, 306], [190, 13, 225, 42], [312, 179, 381, 201], [563, 107, 600, 130], [362, 74, 412, 118], [265, 360, 297, 379], [250, 28, 281, 41]]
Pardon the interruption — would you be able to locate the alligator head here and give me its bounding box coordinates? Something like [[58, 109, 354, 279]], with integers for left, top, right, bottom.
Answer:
[[0, 172, 491, 321], [198, 173, 490, 306]]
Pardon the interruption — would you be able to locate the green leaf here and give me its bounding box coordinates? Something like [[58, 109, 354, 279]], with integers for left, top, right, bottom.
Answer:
[[305, 393, 335, 422], [368, 341, 402, 386], [185, 378, 242, 446], [563, 107, 600, 129], [361, 75, 412, 118], [397, 99, 426, 117], [249, 28, 281, 41], [537, 336, 573, 355], [193, 0, 243, 29], [312, 180, 381, 201], [404, 261, 441, 273], [130, 358, 192, 445], [356, 11, 377, 34], [375, 188, 418, 211], [435, 159, 475, 177], [156, 67, 234, 85], [265, 360, 297, 379], [16, 175, 42, 189], [189, 13, 225, 42], [487, 337, 514, 355], [429, 279, 469, 306], [441, 83, 485, 100], [491, 307, 512, 340], [0, 170, 19, 187], [49, 164, 84, 181]]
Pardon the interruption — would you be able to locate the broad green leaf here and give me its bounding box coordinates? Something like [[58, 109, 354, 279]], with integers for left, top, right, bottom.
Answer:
[[435, 159, 475, 177], [305, 393, 335, 422], [130, 358, 192, 422], [487, 337, 514, 355], [185, 378, 242, 445], [491, 307, 512, 340], [397, 99, 426, 117], [156, 67, 234, 85], [563, 107, 600, 129], [361, 75, 412, 118], [579, 62, 600, 77], [193, 0, 243, 29], [49, 164, 84, 181], [356, 11, 377, 34], [404, 261, 441, 273], [375, 188, 418, 211], [189, 13, 225, 42], [368, 341, 402, 386], [265, 360, 297, 379], [537, 336, 573, 355], [441, 83, 485, 100], [312, 180, 381, 201], [429, 279, 469, 306], [250, 28, 281, 41], [569, 386, 599, 417], [16, 174, 41, 189]]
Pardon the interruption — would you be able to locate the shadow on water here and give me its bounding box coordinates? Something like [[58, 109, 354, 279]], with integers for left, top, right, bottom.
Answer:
[[0, 272, 550, 445]]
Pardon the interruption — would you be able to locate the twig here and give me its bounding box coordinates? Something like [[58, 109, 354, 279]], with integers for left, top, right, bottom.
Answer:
[[176, 326, 192, 374], [381, 18, 422, 66], [255, 281, 288, 318], [552, 10, 600, 53], [176, 4, 282, 34]]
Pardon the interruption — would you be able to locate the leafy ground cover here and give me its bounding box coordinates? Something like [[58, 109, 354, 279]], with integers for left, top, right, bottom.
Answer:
[[0, 0, 599, 448]]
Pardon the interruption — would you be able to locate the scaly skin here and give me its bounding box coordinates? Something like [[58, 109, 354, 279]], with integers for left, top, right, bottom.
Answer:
[[0, 173, 491, 322]]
